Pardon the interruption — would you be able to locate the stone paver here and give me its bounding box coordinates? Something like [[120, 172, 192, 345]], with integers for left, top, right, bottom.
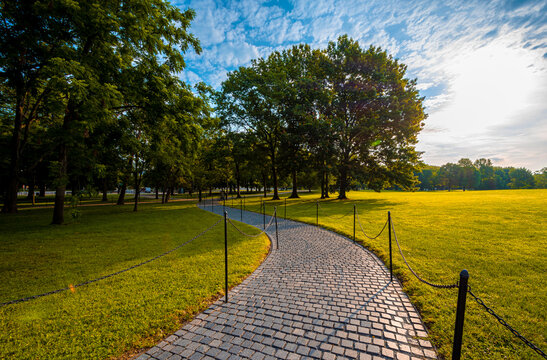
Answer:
[[135, 204, 437, 360]]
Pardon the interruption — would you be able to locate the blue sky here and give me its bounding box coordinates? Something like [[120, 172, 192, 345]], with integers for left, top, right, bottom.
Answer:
[[174, 0, 546, 171]]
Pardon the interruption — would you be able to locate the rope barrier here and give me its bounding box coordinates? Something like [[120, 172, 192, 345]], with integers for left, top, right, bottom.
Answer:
[[467, 287, 547, 358], [0, 219, 222, 307], [391, 219, 458, 289]]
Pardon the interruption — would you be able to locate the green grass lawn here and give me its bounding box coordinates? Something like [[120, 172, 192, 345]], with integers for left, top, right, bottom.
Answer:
[[0, 201, 269, 359], [243, 189, 547, 360]]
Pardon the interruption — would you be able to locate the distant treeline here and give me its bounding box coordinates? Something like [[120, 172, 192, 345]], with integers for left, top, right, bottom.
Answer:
[[415, 158, 546, 191]]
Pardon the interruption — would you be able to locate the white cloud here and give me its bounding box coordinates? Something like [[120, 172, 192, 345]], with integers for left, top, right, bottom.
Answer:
[[177, 0, 546, 169], [211, 40, 260, 68]]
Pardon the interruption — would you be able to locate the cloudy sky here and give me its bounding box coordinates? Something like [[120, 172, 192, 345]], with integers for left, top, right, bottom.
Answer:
[[174, 0, 546, 171]]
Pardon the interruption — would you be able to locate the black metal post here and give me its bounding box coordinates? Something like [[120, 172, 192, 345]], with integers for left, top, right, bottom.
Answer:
[[243, 195, 245, 212], [353, 205, 356, 243], [284, 198, 287, 219], [263, 201, 265, 229], [224, 211, 228, 303], [452, 269, 469, 360], [274, 206, 279, 250], [316, 201, 318, 226], [388, 211, 392, 281]]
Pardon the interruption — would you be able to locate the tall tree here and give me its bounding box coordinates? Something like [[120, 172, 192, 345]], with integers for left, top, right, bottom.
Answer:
[[438, 163, 461, 191], [458, 158, 480, 191], [325, 36, 426, 198], [219, 58, 285, 200], [47, 1, 200, 223], [0, 1, 71, 213]]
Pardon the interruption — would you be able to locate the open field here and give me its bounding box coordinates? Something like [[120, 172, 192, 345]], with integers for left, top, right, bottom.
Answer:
[[242, 189, 547, 359], [0, 202, 269, 359]]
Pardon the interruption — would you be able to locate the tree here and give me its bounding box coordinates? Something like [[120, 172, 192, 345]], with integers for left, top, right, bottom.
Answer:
[[508, 168, 535, 189], [325, 36, 426, 198], [474, 158, 495, 190], [458, 158, 479, 190], [416, 165, 439, 190], [48, 1, 200, 223], [0, 1, 71, 213], [438, 163, 460, 191], [534, 168, 547, 189], [219, 57, 285, 200]]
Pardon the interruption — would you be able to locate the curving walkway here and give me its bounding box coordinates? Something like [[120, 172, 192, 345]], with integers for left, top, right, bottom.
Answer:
[[135, 204, 437, 360]]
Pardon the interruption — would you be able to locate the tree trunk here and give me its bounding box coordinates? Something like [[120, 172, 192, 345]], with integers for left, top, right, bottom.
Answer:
[[338, 166, 348, 199], [2, 92, 24, 213], [289, 169, 299, 198], [270, 150, 280, 200], [198, 188, 202, 202], [117, 182, 126, 205], [39, 183, 46, 197], [155, 187, 159, 199], [117, 157, 132, 205], [52, 101, 75, 225], [320, 170, 325, 199], [133, 186, 140, 211], [324, 171, 330, 198], [235, 162, 241, 198]]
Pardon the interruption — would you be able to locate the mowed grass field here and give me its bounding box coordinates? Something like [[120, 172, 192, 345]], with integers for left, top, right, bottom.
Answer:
[[0, 201, 269, 359], [243, 189, 547, 359]]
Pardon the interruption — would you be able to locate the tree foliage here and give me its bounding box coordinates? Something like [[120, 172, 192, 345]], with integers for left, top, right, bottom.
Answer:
[[219, 36, 426, 199]]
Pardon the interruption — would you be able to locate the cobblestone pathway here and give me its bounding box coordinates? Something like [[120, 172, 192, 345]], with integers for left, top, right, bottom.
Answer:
[[136, 204, 437, 360]]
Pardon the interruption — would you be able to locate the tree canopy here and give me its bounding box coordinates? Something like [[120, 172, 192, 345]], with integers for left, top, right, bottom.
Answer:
[[219, 36, 426, 199]]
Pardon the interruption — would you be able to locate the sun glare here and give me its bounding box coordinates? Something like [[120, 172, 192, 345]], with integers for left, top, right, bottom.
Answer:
[[432, 37, 542, 137]]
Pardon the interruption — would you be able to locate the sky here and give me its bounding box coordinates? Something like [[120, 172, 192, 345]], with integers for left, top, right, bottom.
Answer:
[[174, 0, 547, 171]]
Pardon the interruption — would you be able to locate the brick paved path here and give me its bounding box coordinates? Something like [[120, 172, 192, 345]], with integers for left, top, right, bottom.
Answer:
[[136, 204, 437, 360]]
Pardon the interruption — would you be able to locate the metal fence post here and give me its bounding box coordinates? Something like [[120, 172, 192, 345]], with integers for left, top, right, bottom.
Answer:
[[316, 201, 318, 226], [274, 206, 279, 250], [262, 201, 265, 229], [243, 195, 245, 212], [224, 211, 228, 303], [353, 204, 356, 243], [240, 198, 243, 221], [388, 211, 392, 281], [452, 270, 469, 360]]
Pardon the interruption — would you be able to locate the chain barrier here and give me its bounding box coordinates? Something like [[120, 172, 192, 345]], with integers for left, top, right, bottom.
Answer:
[[467, 287, 547, 358], [227, 209, 276, 238], [0, 219, 222, 307], [391, 219, 458, 289], [355, 211, 388, 240], [328, 207, 355, 220]]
